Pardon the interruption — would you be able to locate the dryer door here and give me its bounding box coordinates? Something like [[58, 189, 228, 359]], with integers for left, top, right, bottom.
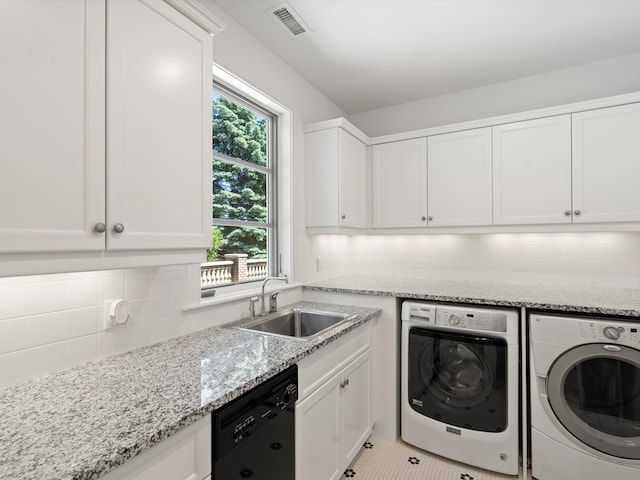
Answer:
[[547, 343, 640, 459]]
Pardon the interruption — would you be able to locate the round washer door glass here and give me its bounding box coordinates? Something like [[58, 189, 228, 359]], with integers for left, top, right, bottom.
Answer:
[[547, 343, 640, 459], [407, 327, 507, 432]]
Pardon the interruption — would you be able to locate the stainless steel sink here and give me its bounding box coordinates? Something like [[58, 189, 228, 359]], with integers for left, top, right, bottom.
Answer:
[[239, 308, 355, 340]]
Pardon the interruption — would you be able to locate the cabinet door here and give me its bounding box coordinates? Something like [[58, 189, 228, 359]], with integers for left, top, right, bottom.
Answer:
[[341, 351, 372, 467], [0, 0, 106, 252], [372, 138, 428, 228], [101, 415, 211, 480], [107, 0, 212, 250], [339, 130, 367, 228], [427, 128, 492, 226], [572, 103, 640, 223], [493, 115, 571, 225], [296, 375, 342, 480]]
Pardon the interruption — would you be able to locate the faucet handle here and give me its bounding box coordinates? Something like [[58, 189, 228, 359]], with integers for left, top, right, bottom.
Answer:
[[249, 296, 260, 319], [269, 291, 281, 313]]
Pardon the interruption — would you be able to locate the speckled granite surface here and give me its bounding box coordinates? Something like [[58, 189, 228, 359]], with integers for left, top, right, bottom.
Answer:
[[0, 301, 380, 480], [303, 276, 640, 317]]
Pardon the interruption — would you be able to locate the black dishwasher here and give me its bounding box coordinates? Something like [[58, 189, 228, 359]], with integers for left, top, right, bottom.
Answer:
[[212, 365, 298, 480]]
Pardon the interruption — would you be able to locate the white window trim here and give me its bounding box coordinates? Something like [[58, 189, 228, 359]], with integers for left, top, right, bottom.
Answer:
[[184, 63, 293, 309]]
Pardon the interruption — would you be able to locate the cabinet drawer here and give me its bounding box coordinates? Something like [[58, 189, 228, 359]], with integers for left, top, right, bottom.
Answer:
[[297, 324, 370, 400]]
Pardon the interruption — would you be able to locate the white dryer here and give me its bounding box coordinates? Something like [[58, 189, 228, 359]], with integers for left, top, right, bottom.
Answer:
[[529, 313, 640, 479], [401, 301, 520, 475]]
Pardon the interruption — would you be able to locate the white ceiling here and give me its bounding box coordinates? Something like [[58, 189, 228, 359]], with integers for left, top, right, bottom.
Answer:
[[211, 0, 640, 115]]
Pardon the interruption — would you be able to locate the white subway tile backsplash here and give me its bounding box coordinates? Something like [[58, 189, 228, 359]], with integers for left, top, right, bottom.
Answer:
[[0, 318, 29, 354], [65, 278, 97, 309], [97, 328, 126, 360], [97, 274, 126, 304], [25, 282, 65, 316], [126, 273, 150, 300], [127, 298, 149, 325], [149, 295, 171, 321], [0, 285, 27, 320], [0, 267, 190, 388], [29, 342, 65, 378], [65, 335, 97, 368], [28, 312, 66, 347], [0, 351, 29, 388], [125, 323, 150, 351], [66, 307, 98, 339]]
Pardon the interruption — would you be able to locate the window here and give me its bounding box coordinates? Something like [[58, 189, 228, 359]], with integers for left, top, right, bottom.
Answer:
[[201, 84, 277, 295]]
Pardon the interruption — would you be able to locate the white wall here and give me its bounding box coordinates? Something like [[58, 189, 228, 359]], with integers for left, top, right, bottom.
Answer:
[[349, 52, 640, 137]]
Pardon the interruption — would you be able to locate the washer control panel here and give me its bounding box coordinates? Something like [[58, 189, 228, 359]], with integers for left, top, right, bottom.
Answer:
[[579, 320, 640, 345], [435, 307, 507, 333]]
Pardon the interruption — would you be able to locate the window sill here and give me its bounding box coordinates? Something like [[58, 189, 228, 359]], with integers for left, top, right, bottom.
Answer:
[[182, 282, 302, 312]]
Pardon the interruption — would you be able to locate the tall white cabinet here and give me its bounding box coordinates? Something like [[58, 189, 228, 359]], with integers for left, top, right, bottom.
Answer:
[[0, 0, 212, 258], [572, 102, 640, 224]]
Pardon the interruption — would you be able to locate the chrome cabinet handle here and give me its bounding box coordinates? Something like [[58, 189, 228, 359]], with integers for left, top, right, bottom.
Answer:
[[340, 378, 350, 389], [564, 210, 571, 216], [574, 210, 581, 216], [427, 216, 433, 221], [94, 223, 106, 233], [341, 214, 346, 220], [421, 216, 426, 221], [113, 223, 125, 233]]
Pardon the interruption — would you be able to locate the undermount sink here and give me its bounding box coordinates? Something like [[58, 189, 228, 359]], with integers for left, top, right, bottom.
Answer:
[[239, 308, 355, 340]]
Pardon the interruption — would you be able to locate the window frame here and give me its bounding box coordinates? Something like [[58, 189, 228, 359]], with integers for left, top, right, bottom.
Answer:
[[199, 71, 293, 300]]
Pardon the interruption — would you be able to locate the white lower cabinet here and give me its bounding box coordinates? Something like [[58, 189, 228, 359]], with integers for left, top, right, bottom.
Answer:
[[101, 415, 211, 480], [296, 326, 373, 480]]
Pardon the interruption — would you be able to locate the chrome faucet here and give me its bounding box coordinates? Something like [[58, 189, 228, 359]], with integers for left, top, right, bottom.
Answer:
[[260, 275, 288, 315]]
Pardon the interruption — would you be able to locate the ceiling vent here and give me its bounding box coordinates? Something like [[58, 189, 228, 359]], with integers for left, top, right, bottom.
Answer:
[[268, 2, 311, 36]]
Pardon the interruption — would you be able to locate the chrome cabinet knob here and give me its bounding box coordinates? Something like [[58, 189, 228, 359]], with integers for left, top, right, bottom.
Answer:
[[574, 210, 581, 216], [94, 223, 106, 233], [421, 216, 426, 221], [428, 216, 433, 221], [564, 210, 571, 216], [113, 223, 125, 233], [341, 214, 346, 220]]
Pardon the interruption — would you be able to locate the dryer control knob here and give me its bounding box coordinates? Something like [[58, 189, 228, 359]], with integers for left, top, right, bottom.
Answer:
[[448, 314, 461, 325], [603, 326, 620, 340]]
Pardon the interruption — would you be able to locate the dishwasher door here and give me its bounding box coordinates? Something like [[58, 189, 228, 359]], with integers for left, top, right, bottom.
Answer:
[[212, 365, 298, 480]]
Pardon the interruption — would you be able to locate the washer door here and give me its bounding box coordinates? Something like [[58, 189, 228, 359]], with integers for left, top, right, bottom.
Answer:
[[407, 327, 508, 432], [547, 343, 640, 459]]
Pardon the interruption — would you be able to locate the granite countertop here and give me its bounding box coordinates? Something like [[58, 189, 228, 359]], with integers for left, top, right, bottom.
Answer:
[[0, 301, 380, 480], [303, 275, 640, 317]]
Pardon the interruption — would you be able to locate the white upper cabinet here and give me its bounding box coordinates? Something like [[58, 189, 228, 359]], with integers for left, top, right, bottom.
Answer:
[[107, 0, 212, 250], [493, 115, 572, 225], [572, 103, 640, 224], [372, 138, 428, 228], [0, 0, 211, 254], [305, 120, 367, 230], [427, 128, 492, 227], [0, 0, 106, 252]]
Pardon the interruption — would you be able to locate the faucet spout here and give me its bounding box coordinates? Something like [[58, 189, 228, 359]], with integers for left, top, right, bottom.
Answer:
[[260, 275, 288, 315]]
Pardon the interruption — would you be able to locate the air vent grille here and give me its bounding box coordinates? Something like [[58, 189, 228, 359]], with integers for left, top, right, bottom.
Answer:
[[270, 3, 309, 36]]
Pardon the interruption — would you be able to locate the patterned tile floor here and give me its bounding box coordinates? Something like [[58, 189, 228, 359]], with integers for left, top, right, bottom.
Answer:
[[343, 436, 522, 480]]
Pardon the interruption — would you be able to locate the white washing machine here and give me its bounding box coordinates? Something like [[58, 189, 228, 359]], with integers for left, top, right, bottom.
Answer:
[[401, 301, 520, 475], [529, 313, 640, 479]]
